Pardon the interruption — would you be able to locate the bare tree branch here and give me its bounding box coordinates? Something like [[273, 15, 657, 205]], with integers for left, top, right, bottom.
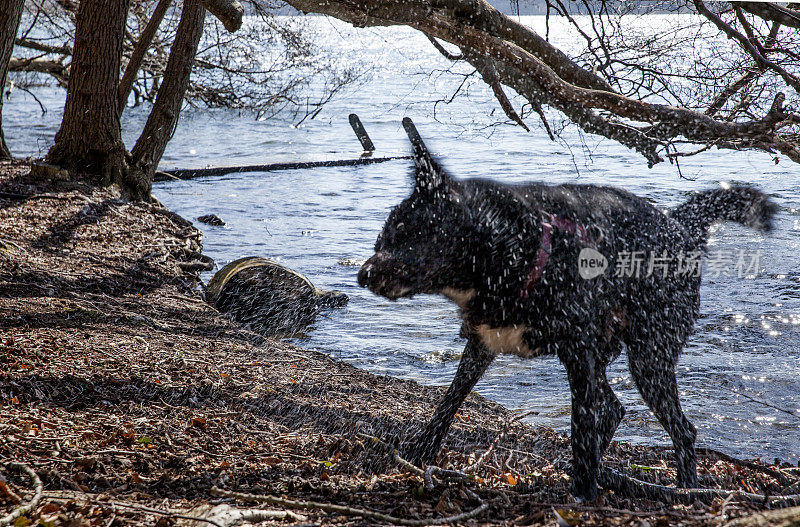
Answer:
[[197, 0, 243, 32], [466, 52, 530, 131], [285, 0, 800, 166], [706, 21, 781, 117], [426, 35, 462, 61], [694, 0, 800, 92], [14, 37, 70, 55], [738, 2, 800, 29]]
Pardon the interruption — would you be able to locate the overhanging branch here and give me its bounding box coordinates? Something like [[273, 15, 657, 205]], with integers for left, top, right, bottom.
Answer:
[[285, 0, 800, 166], [738, 2, 800, 29], [694, 0, 800, 92], [197, 0, 243, 32]]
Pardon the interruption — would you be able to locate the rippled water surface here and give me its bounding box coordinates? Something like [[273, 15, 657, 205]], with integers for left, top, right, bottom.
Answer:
[[6, 15, 800, 463]]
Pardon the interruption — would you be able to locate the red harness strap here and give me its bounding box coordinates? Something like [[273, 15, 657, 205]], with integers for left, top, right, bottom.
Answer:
[[521, 212, 595, 297]]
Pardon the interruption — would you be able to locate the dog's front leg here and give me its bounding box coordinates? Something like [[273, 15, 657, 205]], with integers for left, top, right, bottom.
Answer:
[[403, 335, 495, 466]]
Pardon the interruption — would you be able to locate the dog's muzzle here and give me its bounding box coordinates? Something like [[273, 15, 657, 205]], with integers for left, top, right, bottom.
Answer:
[[357, 253, 412, 300], [357, 256, 377, 288]]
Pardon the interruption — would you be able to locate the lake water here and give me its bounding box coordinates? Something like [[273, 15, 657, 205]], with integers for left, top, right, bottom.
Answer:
[[5, 15, 799, 464]]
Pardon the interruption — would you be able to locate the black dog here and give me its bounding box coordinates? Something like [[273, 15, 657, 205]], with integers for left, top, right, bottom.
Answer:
[[358, 118, 776, 501]]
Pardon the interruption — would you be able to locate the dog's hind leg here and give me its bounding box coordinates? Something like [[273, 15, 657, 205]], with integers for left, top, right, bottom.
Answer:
[[559, 344, 602, 501], [596, 340, 626, 456], [597, 371, 625, 456], [403, 335, 495, 466], [627, 338, 698, 488]]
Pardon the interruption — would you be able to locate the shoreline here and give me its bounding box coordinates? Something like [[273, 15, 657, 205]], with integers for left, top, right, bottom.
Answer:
[[1, 159, 796, 525]]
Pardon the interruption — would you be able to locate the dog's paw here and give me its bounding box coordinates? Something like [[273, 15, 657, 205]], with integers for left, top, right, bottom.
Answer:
[[570, 480, 599, 503], [400, 440, 437, 467]]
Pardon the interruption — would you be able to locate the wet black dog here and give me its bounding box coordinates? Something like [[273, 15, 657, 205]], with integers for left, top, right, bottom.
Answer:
[[358, 119, 776, 500]]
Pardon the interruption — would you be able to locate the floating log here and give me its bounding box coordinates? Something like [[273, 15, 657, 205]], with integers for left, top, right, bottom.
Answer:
[[154, 155, 409, 182], [154, 113, 410, 181]]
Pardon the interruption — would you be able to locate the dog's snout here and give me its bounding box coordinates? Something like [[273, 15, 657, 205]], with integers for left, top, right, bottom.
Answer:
[[358, 254, 381, 288], [357, 260, 373, 288]]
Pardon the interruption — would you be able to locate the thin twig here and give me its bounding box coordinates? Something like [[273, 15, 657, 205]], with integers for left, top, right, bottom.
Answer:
[[694, 0, 800, 91]]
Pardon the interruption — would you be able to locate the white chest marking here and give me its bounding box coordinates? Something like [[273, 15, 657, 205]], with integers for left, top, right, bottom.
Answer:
[[441, 287, 476, 309], [475, 324, 540, 358]]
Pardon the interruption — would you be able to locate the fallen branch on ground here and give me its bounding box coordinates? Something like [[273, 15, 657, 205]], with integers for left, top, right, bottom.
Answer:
[[695, 447, 792, 487], [41, 494, 227, 527], [357, 432, 800, 507], [357, 433, 477, 493], [599, 467, 800, 506], [724, 505, 800, 527], [651, 445, 795, 487], [0, 463, 42, 527], [210, 486, 488, 526], [186, 503, 308, 526]]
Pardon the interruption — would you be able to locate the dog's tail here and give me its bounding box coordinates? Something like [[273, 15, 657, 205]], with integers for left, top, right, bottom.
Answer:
[[670, 185, 777, 247]]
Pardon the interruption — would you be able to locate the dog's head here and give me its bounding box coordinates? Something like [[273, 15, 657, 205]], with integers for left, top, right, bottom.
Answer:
[[357, 133, 474, 300]]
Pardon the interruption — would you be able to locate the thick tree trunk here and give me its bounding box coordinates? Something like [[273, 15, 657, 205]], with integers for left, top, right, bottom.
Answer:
[[130, 0, 205, 186], [0, 0, 25, 160], [44, 0, 145, 199]]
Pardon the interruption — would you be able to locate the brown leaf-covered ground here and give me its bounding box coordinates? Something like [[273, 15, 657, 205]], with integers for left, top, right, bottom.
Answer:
[[1, 160, 799, 526]]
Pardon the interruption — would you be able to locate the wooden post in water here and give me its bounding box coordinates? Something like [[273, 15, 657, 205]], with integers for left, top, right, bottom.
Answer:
[[349, 113, 375, 153], [402, 117, 427, 152]]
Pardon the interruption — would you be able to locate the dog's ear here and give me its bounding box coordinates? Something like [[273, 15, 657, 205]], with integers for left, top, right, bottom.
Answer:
[[403, 117, 449, 195]]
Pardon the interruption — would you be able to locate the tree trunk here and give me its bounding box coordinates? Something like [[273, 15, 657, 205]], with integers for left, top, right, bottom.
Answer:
[[118, 0, 172, 110], [44, 0, 144, 199], [0, 0, 25, 160], [130, 0, 205, 186]]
